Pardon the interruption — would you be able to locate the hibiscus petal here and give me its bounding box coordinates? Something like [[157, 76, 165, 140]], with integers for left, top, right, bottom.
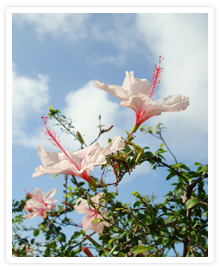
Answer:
[[81, 153, 107, 172], [72, 142, 100, 161], [32, 160, 78, 178], [32, 188, 45, 201], [93, 136, 125, 157], [122, 71, 150, 96], [37, 146, 60, 167], [74, 198, 90, 214], [44, 188, 57, 201], [94, 79, 129, 101], [23, 212, 39, 220], [121, 93, 189, 126], [82, 213, 104, 233], [91, 193, 105, 207], [99, 209, 113, 227]]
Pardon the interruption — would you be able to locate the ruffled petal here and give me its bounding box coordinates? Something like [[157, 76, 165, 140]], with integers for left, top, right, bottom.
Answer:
[[122, 71, 150, 96], [94, 79, 129, 101], [81, 153, 107, 172], [72, 142, 99, 162], [94, 136, 125, 156], [121, 93, 189, 126]]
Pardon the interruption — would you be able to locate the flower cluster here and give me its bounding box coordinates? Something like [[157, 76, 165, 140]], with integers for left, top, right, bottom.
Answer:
[[24, 57, 190, 237], [23, 188, 58, 220]]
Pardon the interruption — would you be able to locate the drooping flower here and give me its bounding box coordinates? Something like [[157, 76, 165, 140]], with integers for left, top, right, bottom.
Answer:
[[23, 188, 58, 220], [74, 193, 112, 233], [94, 56, 189, 132], [32, 119, 125, 187]]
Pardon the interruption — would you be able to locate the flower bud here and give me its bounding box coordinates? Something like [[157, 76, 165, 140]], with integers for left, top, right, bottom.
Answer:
[[76, 131, 85, 144], [82, 246, 94, 257], [103, 125, 114, 132], [85, 234, 101, 247]]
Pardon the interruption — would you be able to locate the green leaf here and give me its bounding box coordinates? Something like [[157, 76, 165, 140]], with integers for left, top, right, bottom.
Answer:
[[132, 190, 141, 198], [160, 143, 165, 149], [118, 252, 126, 257], [148, 127, 153, 134], [195, 162, 203, 166], [55, 235, 66, 242], [185, 198, 200, 209], [166, 173, 175, 180], [33, 229, 39, 237], [45, 247, 51, 257], [72, 231, 81, 239], [143, 151, 154, 158], [132, 245, 149, 255]]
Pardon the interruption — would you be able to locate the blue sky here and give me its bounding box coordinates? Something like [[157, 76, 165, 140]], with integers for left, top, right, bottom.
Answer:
[[11, 11, 209, 254]]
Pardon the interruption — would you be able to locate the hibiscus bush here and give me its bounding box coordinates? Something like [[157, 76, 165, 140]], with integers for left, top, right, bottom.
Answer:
[[12, 57, 208, 257]]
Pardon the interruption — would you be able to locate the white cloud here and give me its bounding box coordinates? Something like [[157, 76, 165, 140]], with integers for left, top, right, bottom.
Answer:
[[13, 13, 90, 40], [61, 80, 129, 150], [12, 64, 50, 139], [136, 13, 208, 161]]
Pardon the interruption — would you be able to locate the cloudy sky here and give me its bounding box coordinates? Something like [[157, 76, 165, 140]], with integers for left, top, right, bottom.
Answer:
[[11, 10, 209, 251]]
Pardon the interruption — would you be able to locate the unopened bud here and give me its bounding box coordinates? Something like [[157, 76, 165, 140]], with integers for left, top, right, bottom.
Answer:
[[103, 125, 114, 132], [82, 246, 94, 257], [76, 131, 85, 144], [85, 234, 101, 247]]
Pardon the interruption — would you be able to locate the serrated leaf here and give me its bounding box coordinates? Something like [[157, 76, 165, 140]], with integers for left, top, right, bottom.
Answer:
[[185, 198, 200, 209]]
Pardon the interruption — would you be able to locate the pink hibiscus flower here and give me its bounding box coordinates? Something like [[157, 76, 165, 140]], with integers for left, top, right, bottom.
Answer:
[[94, 56, 189, 132], [32, 117, 125, 187], [23, 188, 58, 220], [74, 193, 112, 233]]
